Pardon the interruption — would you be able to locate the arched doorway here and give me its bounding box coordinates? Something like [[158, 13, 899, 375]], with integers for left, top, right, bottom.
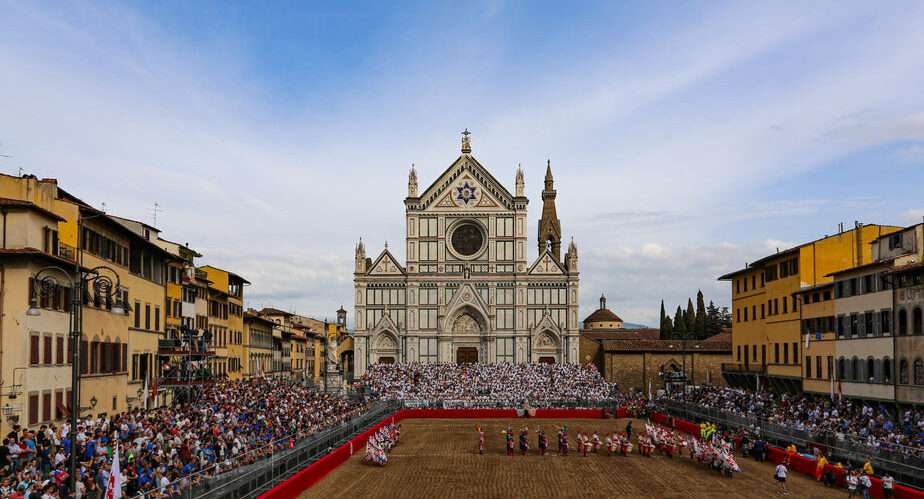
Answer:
[[534, 331, 559, 363], [446, 305, 488, 364], [373, 331, 399, 365]]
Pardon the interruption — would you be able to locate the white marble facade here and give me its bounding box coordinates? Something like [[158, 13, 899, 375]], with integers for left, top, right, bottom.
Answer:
[[352, 132, 579, 376]]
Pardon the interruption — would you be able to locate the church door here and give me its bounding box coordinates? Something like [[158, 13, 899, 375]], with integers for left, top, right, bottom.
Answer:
[[538, 356, 556, 364], [378, 356, 395, 365], [456, 347, 478, 364]]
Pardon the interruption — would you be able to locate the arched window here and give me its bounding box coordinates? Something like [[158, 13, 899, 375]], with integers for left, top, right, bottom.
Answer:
[[838, 357, 846, 380], [852, 357, 860, 382], [914, 307, 923, 335], [915, 359, 924, 385], [899, 309, 908, 335], [900, 359, 909, 384], [883, 357, 892, 384], [867, 357, 876, 383]]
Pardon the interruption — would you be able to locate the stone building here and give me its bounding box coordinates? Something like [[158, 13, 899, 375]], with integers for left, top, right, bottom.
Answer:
[[352, 131, 580, 376], [579, 296, 731, 393]]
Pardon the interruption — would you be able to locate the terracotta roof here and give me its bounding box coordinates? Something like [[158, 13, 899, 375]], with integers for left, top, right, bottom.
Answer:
[[0, 247, 80, 267], [260, 307, 292, 317], [597, 330, 732, 353], [0, 197, 65, 222], [581, 329, 660, 341], [583, 307, 623, 324]]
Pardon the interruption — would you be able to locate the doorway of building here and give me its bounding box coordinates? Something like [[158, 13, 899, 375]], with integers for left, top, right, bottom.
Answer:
[[378, 356, 395, 365], [456, 347, 478, 364], [538, 356, 556, 364]]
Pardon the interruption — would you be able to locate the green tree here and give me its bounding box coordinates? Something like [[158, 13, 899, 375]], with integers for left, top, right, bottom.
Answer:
[[705, 301, 722, 337], [673, 305, 686, 338], [660, 300, 673, 340], [719, 307, 732, 328], [695, 290, 707, 338], [685, 298, 696, 334]]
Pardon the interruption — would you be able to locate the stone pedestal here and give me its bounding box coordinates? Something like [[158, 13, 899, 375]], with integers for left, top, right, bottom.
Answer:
[[325, 369, 343, 394]]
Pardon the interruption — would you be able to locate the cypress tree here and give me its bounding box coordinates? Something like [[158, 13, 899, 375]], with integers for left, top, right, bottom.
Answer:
[[686, 298, 696, 334], [705, 301, 721, 337], [660, 300, 673, 340], [695, 290, 707, 338], [673, 305, 686, 338]]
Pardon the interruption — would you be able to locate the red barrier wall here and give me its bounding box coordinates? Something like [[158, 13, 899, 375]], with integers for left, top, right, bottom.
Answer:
[[259, 407, 621, 499], [649, 412, 924, 499]]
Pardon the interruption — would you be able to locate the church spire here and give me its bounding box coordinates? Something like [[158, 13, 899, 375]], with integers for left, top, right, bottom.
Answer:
[[538, 159, 562, 261], [408, 163, 418, 197], [515, 163, 525, 197]]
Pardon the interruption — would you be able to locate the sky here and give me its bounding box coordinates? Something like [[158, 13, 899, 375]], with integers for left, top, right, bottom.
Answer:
[[2, 0, 924, 327]]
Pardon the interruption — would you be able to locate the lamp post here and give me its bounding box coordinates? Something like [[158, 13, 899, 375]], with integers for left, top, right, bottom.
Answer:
[[27, 263, 125, 495]]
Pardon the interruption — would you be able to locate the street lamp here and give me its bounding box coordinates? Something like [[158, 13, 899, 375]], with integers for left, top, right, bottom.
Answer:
[[28, 263, 125, 495]]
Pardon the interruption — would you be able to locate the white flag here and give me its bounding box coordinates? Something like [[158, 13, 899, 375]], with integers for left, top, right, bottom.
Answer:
[[805, 333, 810, 350], [105, 446, 122, 499], [143, 375, 149, 411]]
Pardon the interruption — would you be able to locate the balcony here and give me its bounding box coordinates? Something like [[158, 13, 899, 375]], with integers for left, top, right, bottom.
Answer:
[[53, 242, 77, 262], [721, 363, 766, 375]]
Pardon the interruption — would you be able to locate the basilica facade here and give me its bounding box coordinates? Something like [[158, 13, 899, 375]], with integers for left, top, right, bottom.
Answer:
[[352, 131, 579, 376]]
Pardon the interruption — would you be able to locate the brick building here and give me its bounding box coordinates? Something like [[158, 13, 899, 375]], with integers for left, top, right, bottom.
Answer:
[[579, 297, 732, 393]]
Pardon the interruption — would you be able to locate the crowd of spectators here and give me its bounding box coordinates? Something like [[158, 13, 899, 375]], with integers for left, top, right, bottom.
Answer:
[[0, 379, 365, 498], [663, 386, 924, 456], [360, 362, 620, 405]]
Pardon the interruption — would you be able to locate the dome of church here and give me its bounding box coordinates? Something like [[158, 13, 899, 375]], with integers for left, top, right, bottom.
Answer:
[[582, 294, 624, 330]]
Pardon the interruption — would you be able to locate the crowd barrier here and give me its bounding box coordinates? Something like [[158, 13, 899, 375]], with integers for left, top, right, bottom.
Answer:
[[650, 412, 924, 499], [259, 407, 627, 498]]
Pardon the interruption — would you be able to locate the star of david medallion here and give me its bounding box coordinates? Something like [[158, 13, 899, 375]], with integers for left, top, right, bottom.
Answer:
[[455, 181, 477, 205]]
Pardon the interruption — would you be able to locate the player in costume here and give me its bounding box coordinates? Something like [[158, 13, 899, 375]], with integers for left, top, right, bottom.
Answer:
[[519, 427, 530, 456], [477, 426, 485, 455]]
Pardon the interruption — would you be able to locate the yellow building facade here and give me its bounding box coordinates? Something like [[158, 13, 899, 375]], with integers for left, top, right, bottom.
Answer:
[[720, 224, 901, 392]]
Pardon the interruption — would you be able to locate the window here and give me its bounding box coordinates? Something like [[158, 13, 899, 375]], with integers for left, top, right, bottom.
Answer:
[[793, 342, 798, 363], [30, 335, 40, 365], [737, 346, 741, 362], [28, 392, 39, 426], [743, 308, 748, 322], [154, 306, 160, 331], [865, 312, 874, 337], [881, 310, 891, 334], [419, 218, 438, 237], [495, 217, 513, 237], [816, 356, 822, 379], [496, 241, 514, 261], [783, 343, 789, 364], [56, 336, 64, 364], [863, 275, 874, 294], [883, 358, 892, 384], [752, 305, 756, 321], [805, 356, 811, 378], [42, 392, 51, 422], [867, 357, 875, 383], [916, 359, 924, 385], [751, 275, 756, 290], [497, 338, 514, 363], [774, 343, 780, 363], [134, 301, 141, 328], [43, 335, 53, 365], [419, 241, 438, 261], [752, 344, 757, 361], [145, 303, 151, 330], [827, 356, 833, 379], [915, 308, 923, 335], [888, 233, 903, 250], [419, 338, 437, 363], [899, 309, 908, 335], [419, 309, 438, 329], [900, 359, 909, 384], [761, 304, 765, 319], [496, 308, 514, 329], [850, 313, 859, 337], [783, 297, 788, 314], [743, 278, 748, 292]]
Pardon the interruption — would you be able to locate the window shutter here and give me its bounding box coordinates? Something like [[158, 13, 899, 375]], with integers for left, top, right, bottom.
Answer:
[[28, 394, 39, 426], [80, 340, 88, 374], [42, 392, 51, 422], [122, 344, 128, 371], [43, 336, 52, 365], [30, 336, 40, 365]]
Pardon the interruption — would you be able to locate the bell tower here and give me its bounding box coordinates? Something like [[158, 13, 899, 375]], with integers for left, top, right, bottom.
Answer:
[[538, 160, 562, 260]]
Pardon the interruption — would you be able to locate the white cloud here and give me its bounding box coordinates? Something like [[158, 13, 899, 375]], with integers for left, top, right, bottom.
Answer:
[[1, 2, 923, 325]]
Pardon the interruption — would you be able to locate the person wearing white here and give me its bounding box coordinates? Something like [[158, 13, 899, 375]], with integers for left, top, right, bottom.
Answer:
[[774, 462, 788, 496]]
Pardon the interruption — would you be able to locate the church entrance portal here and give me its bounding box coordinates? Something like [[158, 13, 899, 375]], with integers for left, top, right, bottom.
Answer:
[[456, 347, 478, 364]]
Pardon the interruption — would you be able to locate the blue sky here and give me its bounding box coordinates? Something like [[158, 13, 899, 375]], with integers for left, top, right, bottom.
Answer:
[[2, 0, 923, 326]]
